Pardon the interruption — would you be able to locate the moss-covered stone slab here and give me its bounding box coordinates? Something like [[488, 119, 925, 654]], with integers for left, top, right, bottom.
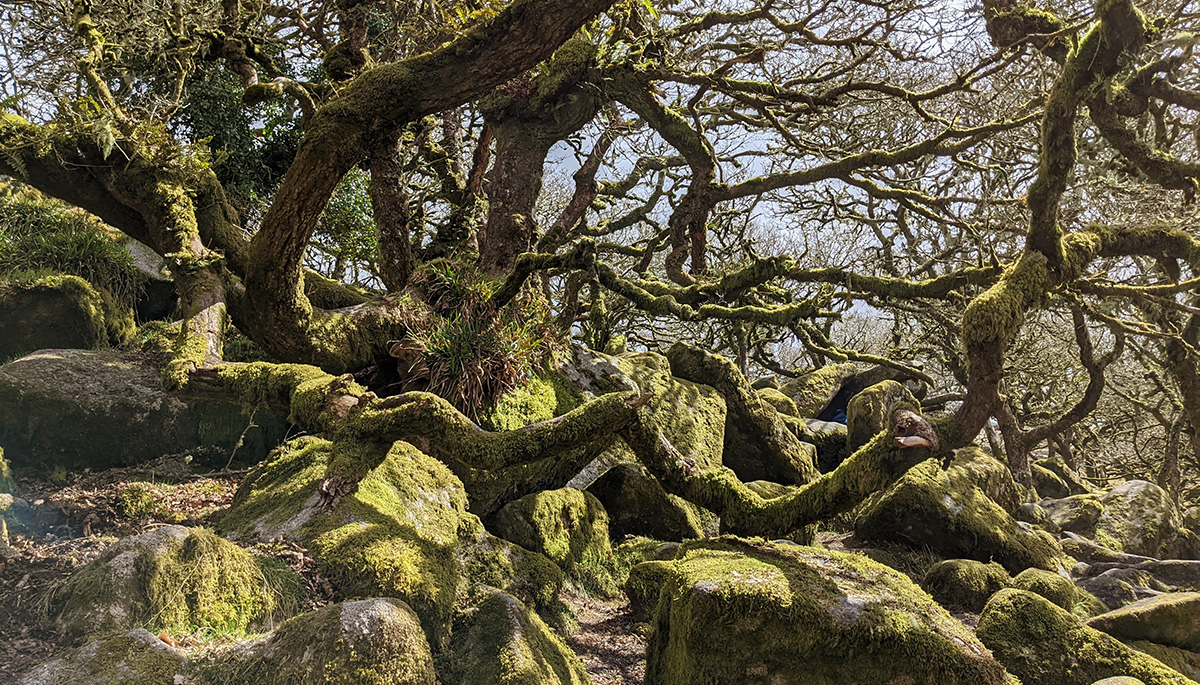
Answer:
[[1096, 481, 1186, 559], [644, 537, 1012, 684], [586, 463, 706, 541], [219, 437, 563, 648], [977, 588, 1192, 685], [779, 363, 858, 418], [1034, 462, 1072, 499], [209, 598, 436, 685], [845, 380, 918, 453], [1078, 568, 1170, 611], [625, 560, 676, 621], [43, 525, 299, 640], [1127, 641, 1200, 682], [17, 628, 186, 685], [1088, 593, 1200, 652], [922, 559, 1012, 613], [1036, 456, 1093, 496], [0, 274, 108, 361], [1042, 494, 1106, 534], [0, 349, 289, 472], [451, 587, 592, 685], [491, 487, 611, 576], [756, 387, 799, 417], [855, 449, 1068, 574]]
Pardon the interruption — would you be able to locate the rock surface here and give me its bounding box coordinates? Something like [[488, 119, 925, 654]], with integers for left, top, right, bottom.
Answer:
[[0, 349, 289, 471], [18, 629, 186, 685], [212, 598, 437, 685], [586, 463, 706, 541], [0, 275, 110, 361], [922, 558, 1012, 613], [977, 588, 1191, 685], [644, 537, 1011, 684], [491, 487, 611, 575], [1088, 593, 1200, 652], [855, 448, 1067, 573]]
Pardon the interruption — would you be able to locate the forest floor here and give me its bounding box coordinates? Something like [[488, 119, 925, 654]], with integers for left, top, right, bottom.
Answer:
[[0, 458, 649, 682]]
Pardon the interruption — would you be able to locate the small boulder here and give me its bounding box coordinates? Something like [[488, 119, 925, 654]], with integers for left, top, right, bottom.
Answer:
[[218, 598, 436, 685], [922, 559, 1012, 613], [1091, 679, 1148, 685], [644, 538, 1011, 684], [756, 386, 799, 416], [1087, 593, 1200, 652], [1078, 568, 1169, 611], [845, 380, 919, 452], [586, 463, 705, 541], [1127, 641, 1200, 683], [17, 629, 186, 685], [0, 349, 289, 472], [451, 587, 591, 685], [1036, 456, 1093, 495], [1013, 568, 1079, 611], [977, 588, 1191, 685], [855, 448, 1068, 573], [779, 363, 859, 418], [43, 525, 298, 640], [625, 560, 675, 621], [491, 488, 611, 575], [1043, 495, 1106, 534], [1034, 462, 1072, 499]]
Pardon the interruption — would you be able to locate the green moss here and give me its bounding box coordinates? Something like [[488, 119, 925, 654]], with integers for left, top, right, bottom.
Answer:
[[756, 387, 799, 417], [1013, 567, 1077, 610], [780, 363, 857, 417], [451, 587, 591, 685], [978, 589, 1191, 685], [491, 488, 611, 572], [1033, 463, 1071, 499], [855, 448, 1069, 573], [922, 559, 1013, 613], [586, 463, 707, 542], [645, 537, 1012, 684], [118, 482, 168, 520], [0, 446, 12, 494], [0, 272, 108, 358], [1127, 641, 1200, 682], [37, 629, 187, 683], [205, 598, 437, 685], [44, 526, 300, 639], [625, 560, 675, 621], [845, 380, 919, 452]]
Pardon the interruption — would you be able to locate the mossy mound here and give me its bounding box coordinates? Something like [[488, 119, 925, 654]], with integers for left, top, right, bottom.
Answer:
[[1078, 568, 1171, 611], [207, 598, 436, 685], [922, 559, 1012, 613], [586, 463, 706, 541], [1013, 567, 1103, 616], [219, 437, 563, 648], [977, 588, 1192, 685], [17, 628, 187, 685], [1037, 456, 1093, 495], [0, 349, 289, 472], [44, 526, 298, 640], [0, 273, 116, 361], [1042, 494, 1105, 533], [845, 380, 918, 453], [1088, 593, 1200, 652], [644, 537, 1012, 684], [756, 387, 799, 416], [491, 487, 611, 576], [450, 587, 592, 685], [855, 448, 1068, 574]]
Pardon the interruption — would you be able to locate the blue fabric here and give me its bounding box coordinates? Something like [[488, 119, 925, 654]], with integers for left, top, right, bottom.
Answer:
[[832, 409, 848, 424]]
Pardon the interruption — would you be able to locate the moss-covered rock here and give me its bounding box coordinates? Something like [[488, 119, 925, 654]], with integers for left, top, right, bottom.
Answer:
[[756, 387, 799, 417], [450, 587, 591, 685], [644, 537, 1012, 684], [1034, 462, 1072, 499], [922, 559, 1012, 613], [0, 274, 109, 360], [17, 628, 187, 685], [1037, 456, 1094, 495], [1127, 641, 1200, 682], [43, 525, 299, 640], [1091, 678, 1149, 685], [491, 488, 611, 576], [219, 437, 563, 648], [0, 349, 289, 472], [1078, 568, 1170, 611], [845, 380, 919, 453], [585, 463, 706, 541], [1043, 494, 1106, 534], [1096, 481, 1186, 558], [1013, 567, 1077, 609], [796, 417, 849, 472], [207, 598, 436, 685], [855, 448, 1068, 573], [625, 560, 676, 621], [780, 363, 859, 418], [1016, 502, 1060, 532], [977, 588, 1192, 685], [1087, 593, 1200, 652]]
